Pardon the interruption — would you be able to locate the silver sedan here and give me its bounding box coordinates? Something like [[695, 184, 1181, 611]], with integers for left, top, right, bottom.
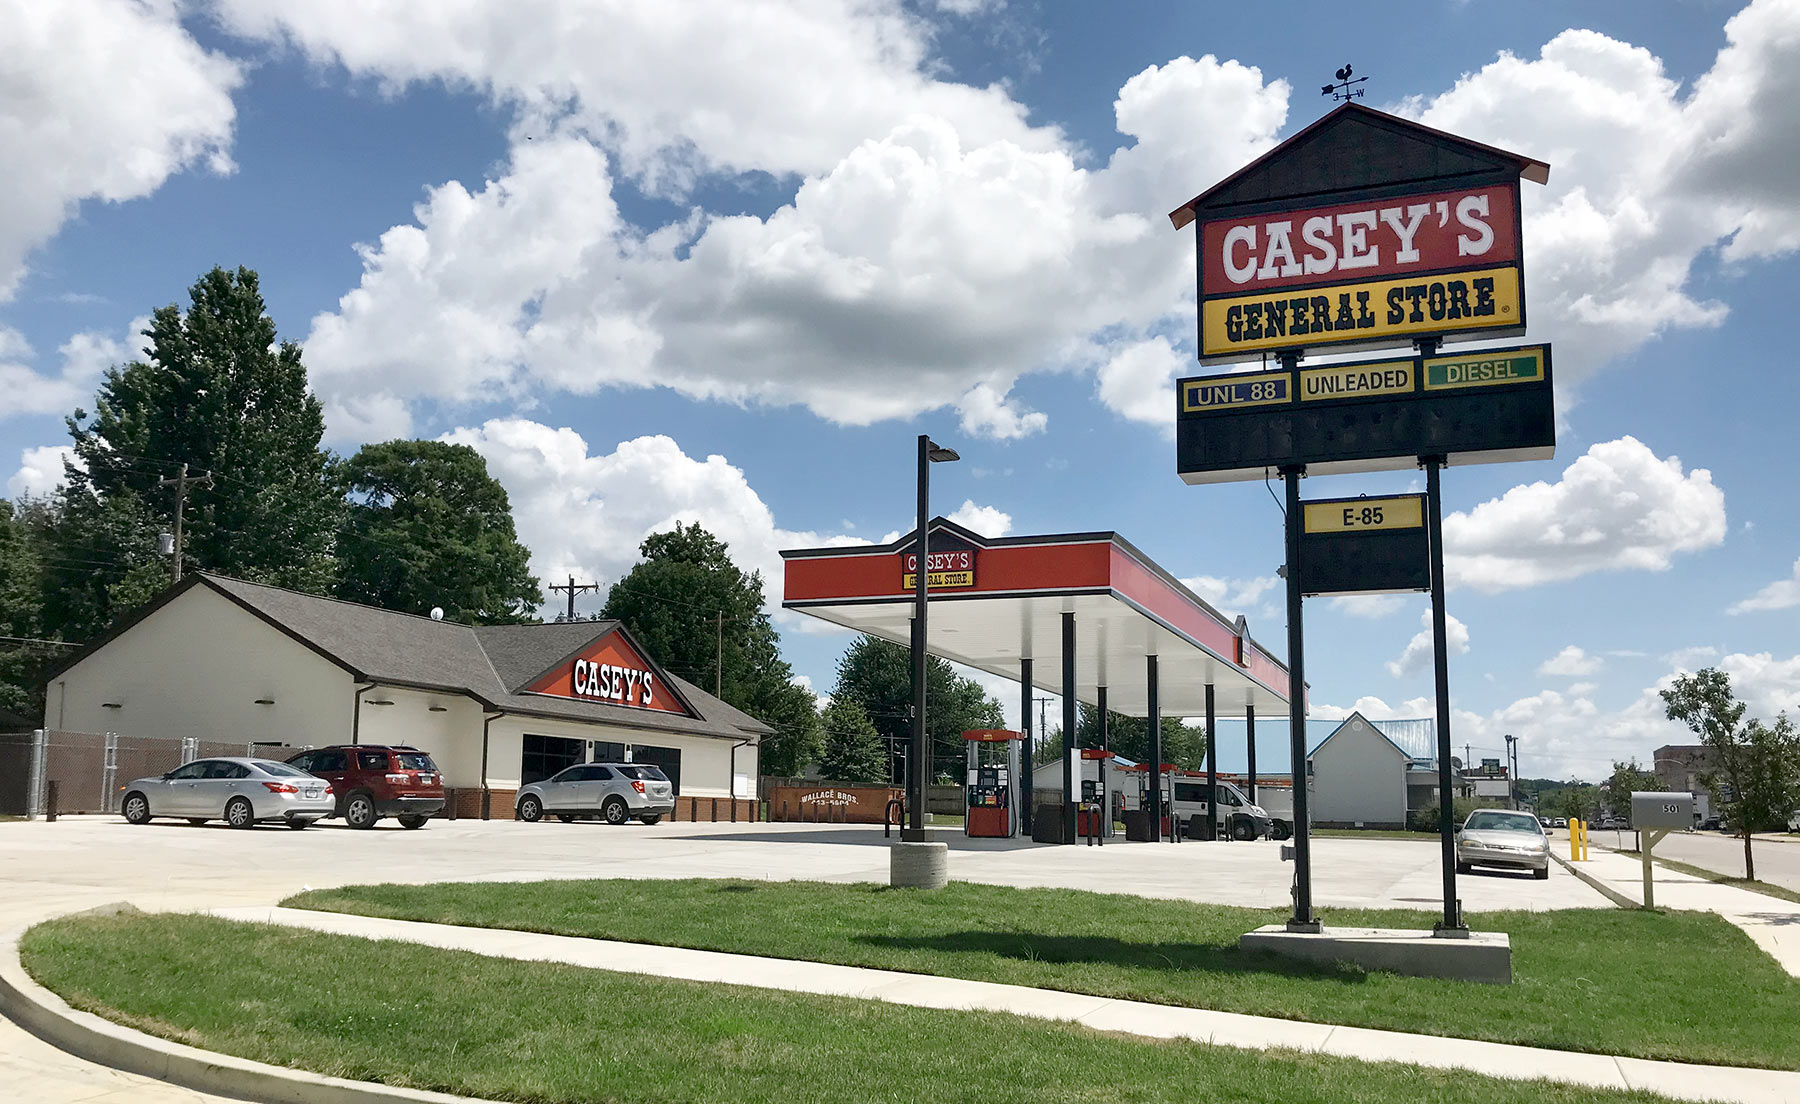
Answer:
[[120, 757, 336, 829], [1455, 808, 1551, 879]]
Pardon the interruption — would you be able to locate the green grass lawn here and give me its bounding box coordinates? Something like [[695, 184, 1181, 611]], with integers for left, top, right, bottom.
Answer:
[[22, 912, 1680, 1104], [286, 878, 1800, 1070]]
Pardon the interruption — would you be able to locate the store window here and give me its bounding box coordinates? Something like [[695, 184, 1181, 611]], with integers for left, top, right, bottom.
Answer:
[[522, 734, 585, 785], [630, 745, 682, 795], [591, 741, 626, 763]]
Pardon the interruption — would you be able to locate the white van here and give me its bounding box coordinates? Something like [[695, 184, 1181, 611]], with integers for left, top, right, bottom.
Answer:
[[1121, 773, 1277, 839]]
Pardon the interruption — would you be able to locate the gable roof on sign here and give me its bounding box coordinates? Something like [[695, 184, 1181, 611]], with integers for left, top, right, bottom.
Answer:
[[1307, 711, 1413, 760], [50, 574, 771, 740], [1169, 102, 1551, 229]]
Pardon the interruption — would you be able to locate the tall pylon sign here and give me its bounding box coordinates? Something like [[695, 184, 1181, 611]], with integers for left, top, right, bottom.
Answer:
[[1169, 102, 1552, 935]]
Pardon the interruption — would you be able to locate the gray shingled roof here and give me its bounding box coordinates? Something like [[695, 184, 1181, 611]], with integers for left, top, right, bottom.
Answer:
[[473, 621, 621, 692], [199, 575, 770, 740]]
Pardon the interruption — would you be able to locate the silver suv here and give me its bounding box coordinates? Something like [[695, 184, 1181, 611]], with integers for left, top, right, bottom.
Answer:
[[515, 763, 675, 825]]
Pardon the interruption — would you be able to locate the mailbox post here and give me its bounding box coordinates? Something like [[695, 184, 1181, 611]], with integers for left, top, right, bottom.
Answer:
[[1630, 791, 1696, 909]]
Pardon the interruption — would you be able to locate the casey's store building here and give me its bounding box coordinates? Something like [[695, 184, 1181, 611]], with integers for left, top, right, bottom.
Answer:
[[46, 573, 768, 820]]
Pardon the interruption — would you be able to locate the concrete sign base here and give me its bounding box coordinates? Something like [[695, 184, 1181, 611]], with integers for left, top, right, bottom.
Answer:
[[1240, 925, 1512, 984]]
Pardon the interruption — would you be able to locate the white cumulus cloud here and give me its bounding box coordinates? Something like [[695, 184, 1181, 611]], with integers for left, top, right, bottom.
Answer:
[[0, 0, 241, 299], [1538, 645, 1602, 678], [1729, 557, 1800, 614], [945, 499, 1012, 537], [1443, 436, 1725, 593], [441, 420, 859, 618], [7, 444, 77, 499], [1387, 609, 1470, 678]]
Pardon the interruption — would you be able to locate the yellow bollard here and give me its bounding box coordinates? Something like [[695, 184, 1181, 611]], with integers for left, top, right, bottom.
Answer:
[[1576, 819, 1589, 861]]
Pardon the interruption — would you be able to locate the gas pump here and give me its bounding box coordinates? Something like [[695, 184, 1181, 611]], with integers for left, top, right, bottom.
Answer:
[[962, 729, 1022, 838], [1077, 749, 1115, 839]]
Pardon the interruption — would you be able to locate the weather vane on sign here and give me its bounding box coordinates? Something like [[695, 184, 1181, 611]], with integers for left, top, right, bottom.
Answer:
[[1321, 64, 1367, 102]]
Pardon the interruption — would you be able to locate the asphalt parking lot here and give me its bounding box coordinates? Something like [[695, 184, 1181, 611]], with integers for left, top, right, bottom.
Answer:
[[0, 814, 1609, 920]]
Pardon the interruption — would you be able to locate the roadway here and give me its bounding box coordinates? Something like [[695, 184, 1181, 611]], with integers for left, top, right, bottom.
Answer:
[[1583, 825, 1800, 893]]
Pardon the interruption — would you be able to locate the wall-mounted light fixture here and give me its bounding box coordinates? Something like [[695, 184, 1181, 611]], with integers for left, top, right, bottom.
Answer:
[[428, 705, 448, 713], [101, 702, 122, 709], [367, 699, 396, 706], [254, 698, 275, 705]]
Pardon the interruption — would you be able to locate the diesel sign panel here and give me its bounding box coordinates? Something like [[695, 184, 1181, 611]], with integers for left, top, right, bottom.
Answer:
[[1195, 182, 1524, 362]]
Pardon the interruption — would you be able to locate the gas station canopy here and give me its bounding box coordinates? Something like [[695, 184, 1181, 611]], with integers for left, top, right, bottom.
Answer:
[[781, 518, 1291, 718]]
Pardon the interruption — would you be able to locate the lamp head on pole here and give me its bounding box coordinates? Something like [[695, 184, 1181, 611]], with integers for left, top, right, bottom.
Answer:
[[926, 439, 960, 463]]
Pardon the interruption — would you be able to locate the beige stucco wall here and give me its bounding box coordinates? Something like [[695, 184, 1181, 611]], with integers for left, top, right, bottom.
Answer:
[[484, 712, 757, 797], [1309, 718, 1407, 825], [49, 585, 355, 750], [352, 686, 486, 787]]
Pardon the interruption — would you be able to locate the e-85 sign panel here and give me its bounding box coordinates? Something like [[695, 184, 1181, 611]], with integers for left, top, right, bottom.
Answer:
[[1297, 494, 1431, 597], [1176, 344, 1554, 485]]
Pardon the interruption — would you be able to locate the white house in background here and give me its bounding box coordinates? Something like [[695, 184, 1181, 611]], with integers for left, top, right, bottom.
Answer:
[[44, 573, 769, 819], [1307, 711, 1411, 829]]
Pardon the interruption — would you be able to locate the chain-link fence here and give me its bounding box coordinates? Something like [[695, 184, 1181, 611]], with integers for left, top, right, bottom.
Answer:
[[0, 730, 271, 817]]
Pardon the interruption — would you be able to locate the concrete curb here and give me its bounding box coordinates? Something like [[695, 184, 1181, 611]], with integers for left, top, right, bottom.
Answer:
[[1552, 851, 1637, 909], [0, 909, 501, 1104]]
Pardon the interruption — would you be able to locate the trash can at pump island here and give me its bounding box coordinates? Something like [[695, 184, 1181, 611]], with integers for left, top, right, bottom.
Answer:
[[962, 729, 1022, 838]]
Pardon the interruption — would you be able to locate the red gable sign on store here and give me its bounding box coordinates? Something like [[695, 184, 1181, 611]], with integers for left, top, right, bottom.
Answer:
[[521, 628, 693, 716]]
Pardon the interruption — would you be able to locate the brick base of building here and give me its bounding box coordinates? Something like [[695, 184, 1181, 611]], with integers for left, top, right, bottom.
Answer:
[[444, 788, 518, 820], [443, 788, 752, 823], [670, 796, 757, 823]]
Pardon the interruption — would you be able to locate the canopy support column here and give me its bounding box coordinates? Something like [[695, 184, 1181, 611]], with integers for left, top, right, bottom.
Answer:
[[1062, 611, 1077, 844], [1146, 654, 1162, 841], [1246, 703, 1257, 804], [1019, 657, 1034, 837], [1205, 682, 1218, 841]]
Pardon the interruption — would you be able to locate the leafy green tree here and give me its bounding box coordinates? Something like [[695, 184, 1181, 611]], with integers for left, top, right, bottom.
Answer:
[[600, 523, 820, 777], [829, 634, 1003, 785], [1537, 783, 1603, 825], [817, 699, 887, 785], [336, 440, 541, 622], [1074, 706, 1205, 768], [0, 499, 56, 719], [1602, 759, 1662, 820], [1662, 668, 1800, 881], [51, 267, 342, 637]]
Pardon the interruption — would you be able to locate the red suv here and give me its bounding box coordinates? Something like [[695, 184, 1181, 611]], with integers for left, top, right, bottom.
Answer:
[[286, 745, 445, 829]]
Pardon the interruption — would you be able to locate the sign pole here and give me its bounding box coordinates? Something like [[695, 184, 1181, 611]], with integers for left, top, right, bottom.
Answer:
[[906, 434, 930, 841], [1424, 450, 1466, 935], [1281, 450, 1318, 931]]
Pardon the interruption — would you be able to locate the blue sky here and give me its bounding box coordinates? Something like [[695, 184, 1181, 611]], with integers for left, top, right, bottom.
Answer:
[[4, 0, 1798, 781]]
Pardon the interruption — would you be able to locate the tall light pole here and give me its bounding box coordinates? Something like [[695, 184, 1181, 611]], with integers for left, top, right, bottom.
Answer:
[[906, 434, 959, 841], [1504, 734, 1518, 810]]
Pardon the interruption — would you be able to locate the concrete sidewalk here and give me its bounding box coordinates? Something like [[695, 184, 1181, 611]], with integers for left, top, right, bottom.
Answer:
[[205, 904, 1800, 1104], [1568, 847, 1800, 976]]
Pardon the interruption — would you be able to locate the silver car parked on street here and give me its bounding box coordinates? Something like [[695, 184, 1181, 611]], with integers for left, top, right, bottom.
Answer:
[[120, 757, 336, 829], [515, 763, 675, 825], [1455, 808, 1551, 879]]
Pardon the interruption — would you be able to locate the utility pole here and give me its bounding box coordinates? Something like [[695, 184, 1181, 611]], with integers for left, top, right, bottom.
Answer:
[[1035, 696, 1052, 752], [157, 463, 213, 584], [547, 575, 599, 622], [710, 611, 743, 697]]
